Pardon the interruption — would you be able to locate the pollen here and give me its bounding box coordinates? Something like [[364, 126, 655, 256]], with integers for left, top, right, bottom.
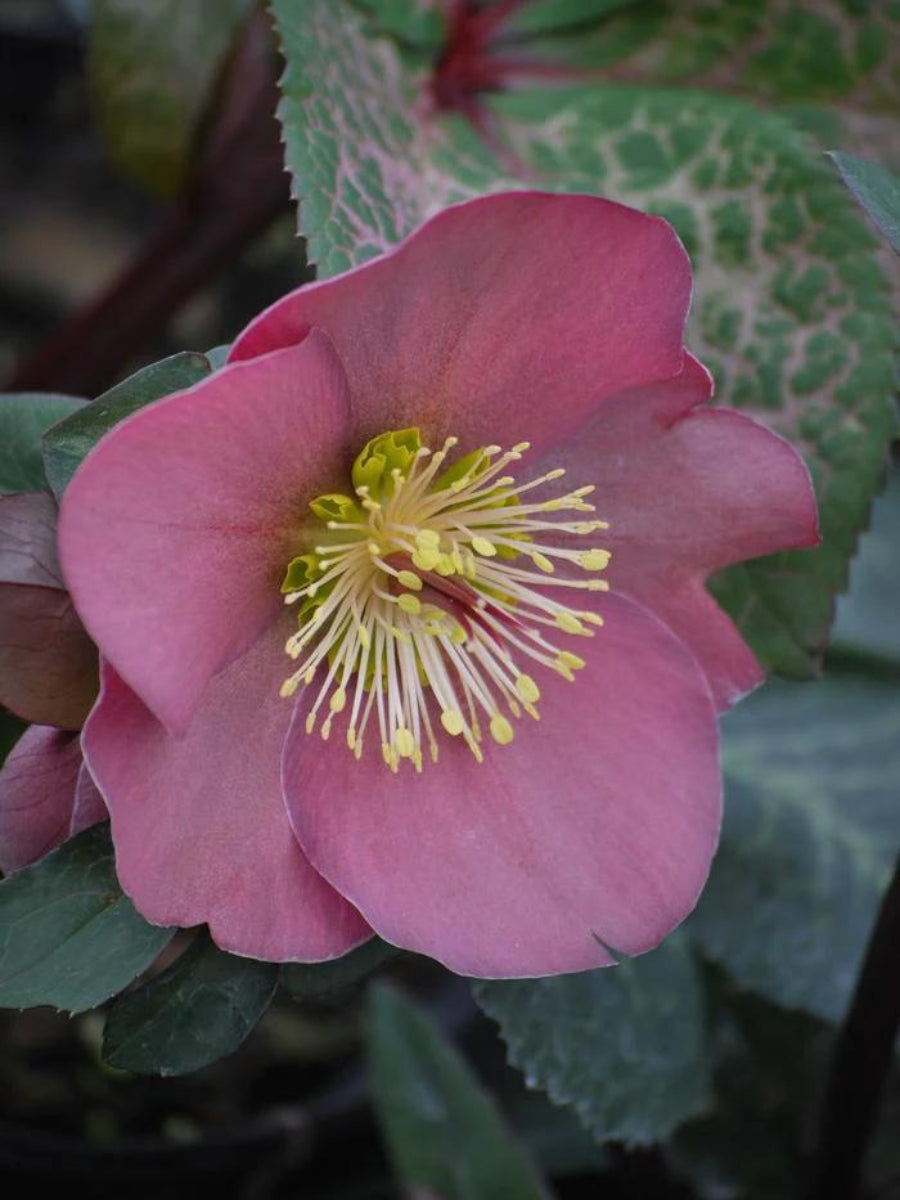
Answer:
[[280, 428, 611, 770]]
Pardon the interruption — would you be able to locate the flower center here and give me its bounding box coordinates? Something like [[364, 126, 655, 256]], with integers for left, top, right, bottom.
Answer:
[[280, 428, 610, 772]]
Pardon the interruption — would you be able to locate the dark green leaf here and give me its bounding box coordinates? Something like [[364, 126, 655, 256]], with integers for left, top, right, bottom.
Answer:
[[102, 930, 278, 1075], [42, 352, 211, 499], [0, 823, 174, 1013], [831, 465, 900, 664], [369, 984, 549, 1199], [281, 936, 396, 1002], [0, 393, 85, 493], [274, 0, 898, 680], [666, 988, 831, 1200], [474, 933, 713, 1146], [689, 673, 900, 1023], [89, 0, 250, 196], [831, 151, 900, 254]]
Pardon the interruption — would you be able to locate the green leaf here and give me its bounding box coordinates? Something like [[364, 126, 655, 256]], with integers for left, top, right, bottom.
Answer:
[[0, 393, 85, 493], [368, 985, 549, 1199], [831, 151, 900, 254], [281, 936, 396, 1002], [88, 0, 250, 196], [42, 351, 212, 499], [273, 0, 898, 680], [688, 673, 900, 1024], [519, 1, 900, 109], [204, 343, 231, 371], [0, 823, 173, 1013], [473, 932, 713, 1146], [666, 988, 832, 1199], [832, 465, 900, 664], [102, 931, 278, 1075]]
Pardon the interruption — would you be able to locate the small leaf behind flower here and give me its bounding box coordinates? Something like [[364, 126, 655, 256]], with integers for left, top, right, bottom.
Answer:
[[0, 393, 85, 493], [0, 823, 173, 1013], [102, 931, 278, 1076], [281, 935, 396, 1002], [42, 352, 212, 499], [369, 984, 550, 1199], [830, 152, 900, 254], [473, 932, 713, 1147]]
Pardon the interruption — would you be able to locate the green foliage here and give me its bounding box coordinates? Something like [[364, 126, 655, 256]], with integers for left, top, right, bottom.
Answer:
[[272, 0, 898, 680], [691, 671, 900, 1023], [0, 824, 173, 1013], [368, 985, 549, 1199], [831, 151, 900, 253], [473, 933, 713, 1146], [666, 989, 831, 1199], [832, 466, 900, 663], [42, 352, 212, 499], [102, 931, 278, 1075], [0, 393, 84, 493], [281, 936, 396, 1002], [89, 0, 250, 196]]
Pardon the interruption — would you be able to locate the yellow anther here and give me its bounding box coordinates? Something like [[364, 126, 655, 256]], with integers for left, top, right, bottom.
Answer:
[[412, 547, 441, 572], [579, 549, 611, 571], [441, 709, 465, 736], [395, 727, 416, 758], [434, 554, 456, 577], [287, 430, 609, 771], [490, 714, 515, 745], [556, 611, 587, 635], [471, 536, 497, 557]]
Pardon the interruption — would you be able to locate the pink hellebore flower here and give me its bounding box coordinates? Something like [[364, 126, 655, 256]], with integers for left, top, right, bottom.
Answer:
[[57, 193, 817, 977], [0, 489, 105, 874]]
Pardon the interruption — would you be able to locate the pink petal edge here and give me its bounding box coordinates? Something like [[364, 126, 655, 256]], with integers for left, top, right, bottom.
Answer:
[[82, 627, 371, 962], [59, 331, 354, 735], [546, 353, 819, 709], [0, 725, 82, 874], [283, 593, 722, 979], [231, 192, 693, 458]]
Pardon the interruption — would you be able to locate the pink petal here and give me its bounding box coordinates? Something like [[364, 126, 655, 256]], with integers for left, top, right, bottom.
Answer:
[[0, 583, 99, 728], [282, 594, 721, 978], [546, 354, 819, 709], [0, 490, 98, 726], [231, 192, 691, 456], [0, 725, 82, 874], [82, 624, 370, 962], [71, 761, 107, 836], [0, 491, 64, 588], [59, 332, 354, 734]]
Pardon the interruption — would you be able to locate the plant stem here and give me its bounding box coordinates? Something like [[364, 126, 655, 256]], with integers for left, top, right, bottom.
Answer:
[[8, 9, 289, 398], [806, 853, 900, 1200]]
